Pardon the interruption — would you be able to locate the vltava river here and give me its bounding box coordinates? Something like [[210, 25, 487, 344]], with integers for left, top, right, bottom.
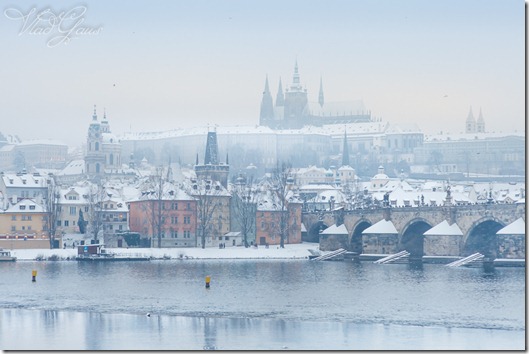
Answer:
[[0, 260, 524, 350]]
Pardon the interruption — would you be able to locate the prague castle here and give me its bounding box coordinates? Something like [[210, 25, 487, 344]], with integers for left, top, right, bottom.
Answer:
[[259, 62, 372, 129]]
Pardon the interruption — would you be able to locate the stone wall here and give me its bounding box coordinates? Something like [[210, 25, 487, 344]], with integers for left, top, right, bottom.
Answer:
[[423, 235, 461, 256], [319, 234, 348, 251], [362, 234, 398, 254], [497, 234, 525, 259]]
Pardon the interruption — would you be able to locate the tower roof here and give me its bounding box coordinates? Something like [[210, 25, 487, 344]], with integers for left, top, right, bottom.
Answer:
[[275, 77, 284, 107], [466, 106, 475, 122], [477, 108, 485, 123]]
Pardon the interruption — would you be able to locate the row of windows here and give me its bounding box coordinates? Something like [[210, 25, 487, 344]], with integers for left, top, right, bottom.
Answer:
[[165, 216, 192, 224], [11, 225, 33, 231], [11, 215, 34, 220], [163, 202, 192, 210], [163, 230, 192, 238]]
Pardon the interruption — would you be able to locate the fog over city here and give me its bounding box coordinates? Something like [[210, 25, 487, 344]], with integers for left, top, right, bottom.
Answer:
[[0, 0, 524, 147]]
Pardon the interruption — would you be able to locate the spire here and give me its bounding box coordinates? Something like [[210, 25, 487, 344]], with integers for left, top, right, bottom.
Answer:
[[477, 107, 485, 133], [466, 106, 475, 122], [264, 75, 271, 95], [465, 106, 476, 133], [92, 105, 97, 121], [318, 76, 324, 107], [275, 77, 284, 107], [259, 75, 274, 124], [341, 128, 350, 167], [103, 107, 107, 121], [292, 60, 300, 85], [195, 153, 199, 166], [226, 153, 229, 165]]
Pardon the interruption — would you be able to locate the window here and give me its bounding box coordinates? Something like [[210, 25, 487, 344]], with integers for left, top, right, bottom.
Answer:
[[171, 216, 178, 224], [57, 220, 61, 226], [27, 216, 32, 221], [19, 205, 26, 210], [171, 202, 178, 210], [11, 215, 16, 221], [184, 216, 190, 224], [22, 215, 26, 221], [27, 226, 31, 231], [11, 226, 15, 231], [186, 203, 191, 210], [64, 220, 69, 226], [84, 206, 89, 212], [29, 205, 35, 210], [69, 207, 76, 215]]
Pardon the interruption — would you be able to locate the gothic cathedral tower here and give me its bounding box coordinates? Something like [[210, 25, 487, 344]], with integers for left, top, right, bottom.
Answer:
[[283, 61, 308, 128]]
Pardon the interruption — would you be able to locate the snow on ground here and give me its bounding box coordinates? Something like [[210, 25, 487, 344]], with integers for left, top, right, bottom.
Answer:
[[9, 242, 321, 261]]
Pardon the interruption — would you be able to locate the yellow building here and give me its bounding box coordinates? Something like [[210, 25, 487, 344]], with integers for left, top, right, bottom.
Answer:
[[0, 198, 51, 249]]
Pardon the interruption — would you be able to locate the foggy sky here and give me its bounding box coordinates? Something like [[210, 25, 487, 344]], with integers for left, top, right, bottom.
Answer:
[[0, 0, 524, 147]]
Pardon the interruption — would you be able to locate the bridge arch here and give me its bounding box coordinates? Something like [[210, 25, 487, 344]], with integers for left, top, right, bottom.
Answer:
[[463, 217, 505, 258], [400, 218, 432, 259], [307, 221, 329, 243], [350, 219, 372, 253]]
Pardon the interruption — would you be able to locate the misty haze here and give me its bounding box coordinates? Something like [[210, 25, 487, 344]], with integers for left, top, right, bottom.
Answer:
[[0, 0, 525, 351]]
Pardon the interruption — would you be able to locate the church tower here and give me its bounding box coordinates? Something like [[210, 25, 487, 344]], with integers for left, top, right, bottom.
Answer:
[[259, 76, 274, 126], [476, 108, 485, 133], [85, 105, 105, 179], [194, 130, 229, 188], [465, 106, 476, 133], [275, 78, 284, 107], [283, 61, 308, 128]]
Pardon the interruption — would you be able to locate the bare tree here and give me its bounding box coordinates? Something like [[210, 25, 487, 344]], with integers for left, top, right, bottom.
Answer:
[[269, 162, 294, 248], [190, 179, 224, 249], [140, 166, 169, 248], [44, 174, 60, 249], [87, 181, 105, 243], [232, 176, 257, 247]]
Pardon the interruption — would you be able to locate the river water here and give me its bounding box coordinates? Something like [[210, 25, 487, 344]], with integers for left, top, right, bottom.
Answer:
[[0, 260, 525, 350]]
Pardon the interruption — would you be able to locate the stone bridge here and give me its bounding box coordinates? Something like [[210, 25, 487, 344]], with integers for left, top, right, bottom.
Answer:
[[302, 203, 526, 259]]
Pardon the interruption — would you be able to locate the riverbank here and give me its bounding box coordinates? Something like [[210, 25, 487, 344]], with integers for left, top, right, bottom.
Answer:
[[8, 242, 319, 261]]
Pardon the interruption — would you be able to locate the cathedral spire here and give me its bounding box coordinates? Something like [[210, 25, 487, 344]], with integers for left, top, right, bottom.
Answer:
[[275, 77, 284, 107], [318, 76, 325, 107], [259, 75, 274, 125], [292, 60, 300, 85], [341, 128, 350, 167]]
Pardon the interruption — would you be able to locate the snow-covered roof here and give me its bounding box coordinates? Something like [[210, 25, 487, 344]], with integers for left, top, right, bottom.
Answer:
[[1, 173, 49, 188], [423, 220, 463, 236], [423, 131, 524, 142], [301, 223, 307, 232], [17, 139, 67, 146], [320, 223, 348, 235], [496, 218, 525, 235], [57, 159, 85, 176], [362, 219, 398, 234], [4, 198, 45, 213]]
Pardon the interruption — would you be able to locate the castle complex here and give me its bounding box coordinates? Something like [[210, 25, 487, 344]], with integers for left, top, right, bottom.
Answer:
[[259, 62, 371, 129]]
